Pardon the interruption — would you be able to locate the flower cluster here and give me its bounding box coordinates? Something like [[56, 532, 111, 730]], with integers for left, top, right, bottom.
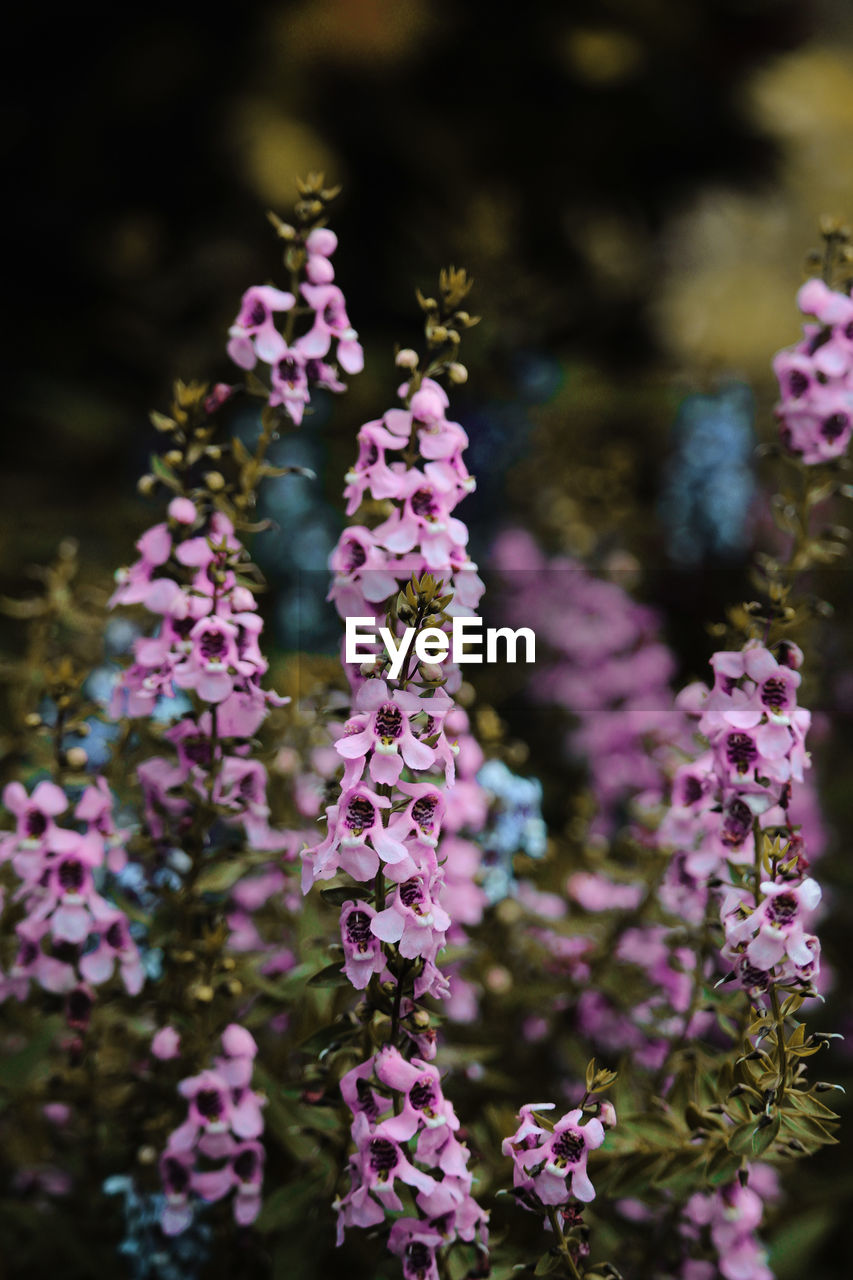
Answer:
[[491, 529, 686, 837], [335, 1046, 488, 1272], [304, 363, 485, 1004], [661, 640, 821, 998], [227, 227, 362, 425], [159, 1025, 266, 1236], [774, 277, 853, 464], [110, 500, 287, 851], [0, 778, 143, 1005], [679, 1166, 779, 1280], [721, 867, 821, 998], [328, 373, 483, 627], [502, 1100, 615, 1212]]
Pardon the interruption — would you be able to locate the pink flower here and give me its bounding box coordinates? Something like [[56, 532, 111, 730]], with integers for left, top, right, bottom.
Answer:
[[160, 1149, 195, 1235], [152, 1027, 181, 1060], [503, 1104, 608, 1209], [340, 900, 385, 990], [227, 284, 294, 370], [336, 680, 436, 785], [300, 283, 363, 373], [2, 779, 68, 846], [371, 871, 451, 961], [388, 1218, 443, 1280]]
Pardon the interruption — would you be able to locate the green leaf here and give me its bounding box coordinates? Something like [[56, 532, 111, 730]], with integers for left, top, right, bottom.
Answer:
[[193, 859, 250, 895], [534, 1251, 561, 1275], [706, 1144, 742, 1186], [307, 962, 350, 988], [320, 885, 373, 907], [299, 1021, 359, 1057], [727, 1121, 757, 1156], [150, 454, 181, 491], [752, 1113, 781, 1155]]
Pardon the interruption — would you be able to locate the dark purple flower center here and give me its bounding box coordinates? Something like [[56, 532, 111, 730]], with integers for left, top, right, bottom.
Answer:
[[761, 676, 789, 711], [196, 1088, 224, 1120], [25, 810, 47, 838], [787, 369, 809, 398], [375, 703, 403, 741], [184, 737, 212, 766], [409, 1079, 436, 1113], [277, 357, 299, 385], [726, 732, 757, 773], [105, 922, 125, 949], [233, 1148, 258, 1182], [345, 797, 375, 832], [238, 772, 260, 801], [323, 301, 342, 327], [807, 327, 832, 357], [356, 1077, 379, 1121], [680, 775, 703, 805], [551, 1130, 584, 1164], [369, 1137, 399, 1176], [58, 859, 85, 893], [172, 616, 194, 639], [411, 795, 438, 830], [767, 891, 798, 925], [342, 538, 367, 574], [404, 1242, 433, 1278], [18, 941, 38, 967], [822, 413, 848, 441], [845, 321, 853, 341], [400, 879, 425, 912], [346, 910, 373, 952], [722, 799, 753, 848], [199, 629, 228, 661], [164, 1156, 190, 1195], [248, 300, 267, 327], [738, 958, 770, 992], [411, 488, 440, 521]]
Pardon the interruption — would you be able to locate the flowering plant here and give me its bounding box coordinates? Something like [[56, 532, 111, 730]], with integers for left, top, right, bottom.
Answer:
[[0, 185, 849, 1280]]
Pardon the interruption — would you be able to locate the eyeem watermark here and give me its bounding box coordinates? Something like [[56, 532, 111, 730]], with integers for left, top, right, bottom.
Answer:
[[345, 617, 536, 679]]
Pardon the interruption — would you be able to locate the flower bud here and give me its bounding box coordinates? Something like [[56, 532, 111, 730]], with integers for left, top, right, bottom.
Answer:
[[65, 746, 88, 770], [204, 471, 226, 492], [396, 348, 419, 369], [447, 362, 468, 384]]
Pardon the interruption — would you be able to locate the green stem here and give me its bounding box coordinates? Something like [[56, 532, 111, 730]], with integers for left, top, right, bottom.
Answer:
[[546, 1206, 584, 1280], [770, 984, 788, 1103], [752, 818, 763, 908]]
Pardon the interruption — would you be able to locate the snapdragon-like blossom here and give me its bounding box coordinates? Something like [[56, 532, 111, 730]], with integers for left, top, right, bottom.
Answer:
[[302, 354, 490, 1274], [774, 277, 853, 464], [661, 639, 822, 1000], [0, 779, 143, 1004], [335, 1047, 487, 1262], [226, 229, 362, 425], [160, 1025, 266, 1235], [502, 1100, 616, 1214], [109, 501, 289, 854]]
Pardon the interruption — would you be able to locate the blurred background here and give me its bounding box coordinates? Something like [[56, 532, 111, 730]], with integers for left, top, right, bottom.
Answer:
[[3, 0, 853, 1273]]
